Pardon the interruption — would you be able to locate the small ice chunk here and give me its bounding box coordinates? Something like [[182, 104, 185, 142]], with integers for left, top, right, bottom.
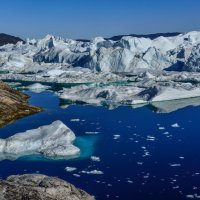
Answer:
[[73, 174, 80, 177], [146, 135, 155, 141], [113, 135, 121, 140], [163, 132, 169, 135], [70, 119, 80, 122], [186, 194, 194, 199], [81, 170, 104, 175], [91, 156, 101, 162], [65, 167, 77, 172], [171, 123, 180, 128], [159, 127, 165, 130], [85, 131, 99, 135], [25, 83, 50, 93], [127, 180, 133, 183], [170, 163, 181, 167]]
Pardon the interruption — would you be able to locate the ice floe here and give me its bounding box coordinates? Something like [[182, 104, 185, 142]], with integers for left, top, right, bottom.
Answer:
[[65, 167, 77, 172], [90, 156, 101, 162], [171, 123, 180, 128], [113, 135, 121, 140], [81, 170, 104, 175]]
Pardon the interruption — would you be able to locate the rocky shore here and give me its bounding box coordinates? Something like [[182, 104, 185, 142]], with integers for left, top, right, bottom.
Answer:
[[0, 174, 95, 200], [0, 81, 41, 127]]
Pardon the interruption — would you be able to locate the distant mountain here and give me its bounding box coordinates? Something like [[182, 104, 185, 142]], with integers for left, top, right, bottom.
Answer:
[[107, 32, 182, 41], [0, 33, 24, 46]]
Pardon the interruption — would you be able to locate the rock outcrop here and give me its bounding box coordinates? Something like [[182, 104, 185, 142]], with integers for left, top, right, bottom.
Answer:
[[0, 33, 24, 46], [0, 81, 41, 127], [0, 174, 95, 200]]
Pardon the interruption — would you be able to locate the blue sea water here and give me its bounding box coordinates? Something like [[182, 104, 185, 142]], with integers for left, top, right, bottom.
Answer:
[[1, 91, 200, 200]]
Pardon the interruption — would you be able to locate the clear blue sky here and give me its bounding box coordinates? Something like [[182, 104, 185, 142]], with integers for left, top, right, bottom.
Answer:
[[1, 0, 200, 39]]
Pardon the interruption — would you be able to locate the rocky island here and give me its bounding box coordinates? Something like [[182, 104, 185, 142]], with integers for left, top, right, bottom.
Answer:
[[0, 174, 94, 200], [0, 81, 41, 127]]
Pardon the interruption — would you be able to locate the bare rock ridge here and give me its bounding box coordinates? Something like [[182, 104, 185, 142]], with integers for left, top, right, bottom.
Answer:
[[0, 81, 41, 127], [0, 174, 95, 200], [0, 33, 24, 46]]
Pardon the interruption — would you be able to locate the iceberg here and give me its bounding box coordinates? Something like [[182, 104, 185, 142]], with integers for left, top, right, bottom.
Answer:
[[58, 81, 200, 109], [0, 120, 80, 160], [21, 83, 51, 93]]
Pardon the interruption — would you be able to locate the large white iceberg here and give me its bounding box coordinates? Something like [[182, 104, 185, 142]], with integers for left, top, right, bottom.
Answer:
[[0, 120, 80, 160], [58, 82, 200, 109]]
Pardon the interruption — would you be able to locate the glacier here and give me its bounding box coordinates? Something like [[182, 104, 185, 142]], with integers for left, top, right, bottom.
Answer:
[[0, 120, 80, 160], [1, 31, 200, 107]]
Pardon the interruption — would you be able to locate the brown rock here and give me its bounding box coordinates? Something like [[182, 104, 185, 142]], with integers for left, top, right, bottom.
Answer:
[[0, 174, 95, 200], [0, 81, 42, 127]]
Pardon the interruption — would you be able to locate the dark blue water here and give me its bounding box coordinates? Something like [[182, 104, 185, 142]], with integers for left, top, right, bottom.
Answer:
[[0, 91, 200, 200]]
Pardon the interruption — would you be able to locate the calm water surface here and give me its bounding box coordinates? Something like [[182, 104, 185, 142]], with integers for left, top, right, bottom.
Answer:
[[0, 91, 200, 200]]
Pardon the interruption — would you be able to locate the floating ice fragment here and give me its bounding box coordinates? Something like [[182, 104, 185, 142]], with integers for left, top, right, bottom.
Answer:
[[91, 156, 101, 162], [173, 186, 179, 189], [186, 194, 194, 199], [127, 180, 133, 183], [163, 132, 169, 135], [70, 119, 80, 122], [85, 131, 99, 135], [146, 135, 155, 141], [159, 127, 165, 130], [170, 163, 181, 167], [22, 83, 50, 93], [81, 170, 104, 175], [113, 135, 121, 140], [171, 123, 180, 128], [65, 167, 77, 172], [73, 174, 80, 177]]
